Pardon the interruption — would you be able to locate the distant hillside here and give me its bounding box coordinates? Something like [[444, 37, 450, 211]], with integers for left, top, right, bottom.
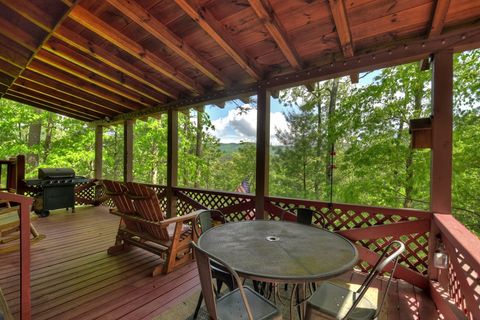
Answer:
[[219, 143, 285, 155]]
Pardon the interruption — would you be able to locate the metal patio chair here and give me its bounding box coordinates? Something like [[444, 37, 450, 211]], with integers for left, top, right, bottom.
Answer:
[[192, 242, 282, 320], [193, 209, 236, 319], [305, 240, 405, 320]]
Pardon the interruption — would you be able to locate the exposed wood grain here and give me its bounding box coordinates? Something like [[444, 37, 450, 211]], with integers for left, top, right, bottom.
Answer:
[[175, 0, 263, 80], [43, 39, 166, 103], [69, 5, 203, 94], [3, 93, 92, 121], [248, 0, 302, 70], [106, 0, 229, 87], [429, 0, 452, 38], [328, 0, 355, 57]]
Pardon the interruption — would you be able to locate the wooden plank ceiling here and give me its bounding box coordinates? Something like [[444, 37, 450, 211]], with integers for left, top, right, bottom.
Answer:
[[0, 0, 479, 122]]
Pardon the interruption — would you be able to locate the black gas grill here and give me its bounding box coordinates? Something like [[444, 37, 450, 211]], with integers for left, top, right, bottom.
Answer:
[[24, 168, 90, 217]]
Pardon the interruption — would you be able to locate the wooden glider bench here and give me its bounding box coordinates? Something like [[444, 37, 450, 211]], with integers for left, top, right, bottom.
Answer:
[[0, 200, 45, 254], [102, 180, 199, 276]]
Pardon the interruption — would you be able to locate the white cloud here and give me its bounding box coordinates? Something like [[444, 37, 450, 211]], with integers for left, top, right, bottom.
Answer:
[[209, 105, 289, 145]]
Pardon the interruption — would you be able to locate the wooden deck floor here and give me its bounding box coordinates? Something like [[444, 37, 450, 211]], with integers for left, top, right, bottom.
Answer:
[[0, 206, 438, 319]]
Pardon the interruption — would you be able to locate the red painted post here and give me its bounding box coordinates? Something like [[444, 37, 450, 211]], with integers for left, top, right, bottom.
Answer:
[[430, 50, 453, 214], [428, 50, 453, 283], [255, 85, 270, 220], [94, 125, 103, 180], [123, 120, 134, 183], [166, 109, 178, 218], [0, 192, 33, 320]]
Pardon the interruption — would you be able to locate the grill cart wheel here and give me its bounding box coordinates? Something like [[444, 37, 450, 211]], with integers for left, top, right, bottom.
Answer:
[[34, 209, 50, 217]]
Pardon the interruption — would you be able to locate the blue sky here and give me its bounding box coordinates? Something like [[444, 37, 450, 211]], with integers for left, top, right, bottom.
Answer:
[[205, 71, 379, 145]]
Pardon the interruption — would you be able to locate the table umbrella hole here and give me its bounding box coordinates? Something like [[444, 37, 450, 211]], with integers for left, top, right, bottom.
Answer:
[[266, 236, 280, 242]]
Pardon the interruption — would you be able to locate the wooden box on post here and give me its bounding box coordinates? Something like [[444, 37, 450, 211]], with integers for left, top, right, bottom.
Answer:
[[409, 117, 432, 149]]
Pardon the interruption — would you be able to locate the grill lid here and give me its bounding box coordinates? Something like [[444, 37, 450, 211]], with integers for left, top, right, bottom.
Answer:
[[38, 168, 75, 180]]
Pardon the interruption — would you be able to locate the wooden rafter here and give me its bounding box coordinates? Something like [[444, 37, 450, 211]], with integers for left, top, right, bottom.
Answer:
[[35, 50, 152, 107], [5, 92, 95, 121], [428, 0, 451, 38], [328, 0, 354, 57], [248, 0, 302, 70], [15, 77, 115, 117], [69, 5, 203, 94], [54, 26, 178, 99], [27, 60, 136, 113], [1, 0, 57, 32], [2, 0, 78, 101], [175, 0, 263, 80], [43, 39, 166, 103], [10, 84, 106, 118], [421, 0, 451, 70], [20, 70, 126, 115], [106, 0, 230, 87]]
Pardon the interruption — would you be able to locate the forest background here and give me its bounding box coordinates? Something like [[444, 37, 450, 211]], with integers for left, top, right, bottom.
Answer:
[[0, 50, 478, 235]]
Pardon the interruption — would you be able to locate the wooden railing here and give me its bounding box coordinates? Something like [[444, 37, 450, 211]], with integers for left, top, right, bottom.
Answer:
[[430, 214, 480, 320], [0, 192, 33, 320]]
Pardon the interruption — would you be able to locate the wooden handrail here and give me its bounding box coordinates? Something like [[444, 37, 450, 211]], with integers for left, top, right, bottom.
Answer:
[[0, 192, 33, 320]]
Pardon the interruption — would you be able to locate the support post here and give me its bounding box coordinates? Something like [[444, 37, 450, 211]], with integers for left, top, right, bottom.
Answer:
[[428, 50, 453, 281], [430, 50, 453, 214], [166, 109, 178, 218], [123, 120, 134, 183], [255, 85, 270, 220], [94, 125, 103, 180]]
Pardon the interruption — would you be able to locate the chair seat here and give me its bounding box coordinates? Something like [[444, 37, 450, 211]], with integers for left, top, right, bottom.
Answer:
[[307, 282, 376, 320], [217, 286, 282, 320]]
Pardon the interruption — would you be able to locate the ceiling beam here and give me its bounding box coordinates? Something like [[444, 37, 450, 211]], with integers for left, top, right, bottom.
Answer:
[[328, 0, 354, 58], [20, 69, 129, 114], [43, 39, 166, 103], [106, 0, 230, 88], [34, 51, 149, 108], [14, 77, 115, 117], [27, 60, 137, 113], [54, 26, 178, 99], [428, 0, 451, 38], [5, 91, 95, 121], [175, 0, 263, 81], [248, 0, 302, 70], [69, 5, 203, 94], [1, 0, 58, 32], [10, 84, 106, 118], [2, 0, 79, 101], [421, 0, 451, 70]]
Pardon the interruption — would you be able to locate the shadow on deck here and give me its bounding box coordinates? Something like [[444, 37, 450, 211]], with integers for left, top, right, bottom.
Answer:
[[0, 206, 438, 319]]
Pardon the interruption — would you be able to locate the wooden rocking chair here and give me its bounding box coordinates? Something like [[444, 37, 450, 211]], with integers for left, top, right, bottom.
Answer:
[[0, 199, 45, 254], [103, 180, 198, 276]]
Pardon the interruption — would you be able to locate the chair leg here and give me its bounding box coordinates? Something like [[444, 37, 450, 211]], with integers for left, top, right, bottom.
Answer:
[[216, 279, 224, 295], [193, 292, 203, 319]]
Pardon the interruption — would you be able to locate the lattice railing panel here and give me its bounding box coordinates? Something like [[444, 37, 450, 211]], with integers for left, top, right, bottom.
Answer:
[[267, 197, 430, 276], [174, 187, 255, 221]]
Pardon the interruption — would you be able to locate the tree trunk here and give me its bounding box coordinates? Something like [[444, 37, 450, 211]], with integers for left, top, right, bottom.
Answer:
[[27, 109, 42, 168], [313, 93, 323, 197], [42, 113, 55, 163], [404, 84, 424, 208], [112, 129, 120, 181], [325, 79, 339, 200], [194, 109, 203, 188]]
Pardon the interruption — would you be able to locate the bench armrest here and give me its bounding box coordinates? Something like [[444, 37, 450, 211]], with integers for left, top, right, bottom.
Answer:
[[159, 210, 202, 226]]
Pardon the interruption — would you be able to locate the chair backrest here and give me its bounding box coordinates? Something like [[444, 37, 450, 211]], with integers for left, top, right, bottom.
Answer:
[[103, 180, 141, 232], [341, 240, 405, 320], [102, 180, 136, 214], [291, 207, 327, 228], [192, 242, 255, 320], [194, 209, 226, 238], [125, 182, 169, 240]]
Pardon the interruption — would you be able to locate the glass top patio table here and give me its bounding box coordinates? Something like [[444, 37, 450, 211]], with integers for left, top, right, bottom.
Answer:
[[197, 220, 358, 283]]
